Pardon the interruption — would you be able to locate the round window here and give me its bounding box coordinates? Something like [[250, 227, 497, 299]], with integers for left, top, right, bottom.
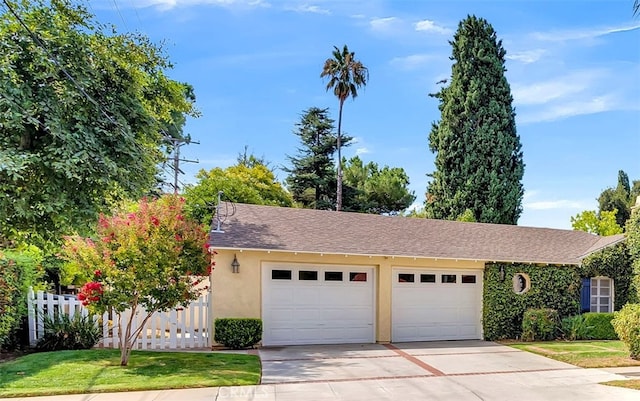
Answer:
[[512, 273, 530, 294]]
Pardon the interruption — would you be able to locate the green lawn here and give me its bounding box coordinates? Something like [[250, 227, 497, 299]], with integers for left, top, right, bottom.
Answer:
[[508, 340, 640, 391], [0, 349, 261, 397], [509, 340, 640, 368]]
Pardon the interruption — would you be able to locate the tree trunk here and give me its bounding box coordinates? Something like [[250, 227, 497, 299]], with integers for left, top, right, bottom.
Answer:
[[336, 100, 344, 211]]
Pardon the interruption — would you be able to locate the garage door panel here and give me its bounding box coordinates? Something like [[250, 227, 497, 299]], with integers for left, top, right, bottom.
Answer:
[[392, 268, 483, 342], [263, 264, 375, 346]]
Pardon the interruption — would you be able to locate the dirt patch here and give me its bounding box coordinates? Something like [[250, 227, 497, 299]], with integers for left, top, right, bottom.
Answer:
[[526, 346, 559, 355]]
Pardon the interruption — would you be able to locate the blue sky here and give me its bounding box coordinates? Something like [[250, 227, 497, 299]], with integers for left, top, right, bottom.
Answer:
[[92, 0, 639, 229]]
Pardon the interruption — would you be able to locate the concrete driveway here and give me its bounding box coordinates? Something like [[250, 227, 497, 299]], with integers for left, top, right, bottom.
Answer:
[[253, 340, 639, 400], [3, 341, 637, 401]]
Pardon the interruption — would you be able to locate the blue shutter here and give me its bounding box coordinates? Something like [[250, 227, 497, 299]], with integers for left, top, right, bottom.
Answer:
[[580, 278, 591, 313]]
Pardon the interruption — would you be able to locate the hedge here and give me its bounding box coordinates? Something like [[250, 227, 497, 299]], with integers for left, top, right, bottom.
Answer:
[[214, 318, 262, 349]]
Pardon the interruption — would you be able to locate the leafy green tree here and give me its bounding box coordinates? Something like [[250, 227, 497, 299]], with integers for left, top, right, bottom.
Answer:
[[627, 199, 640, 300], [284, 107, 350, 210], [342, 156, 415, 215], [571, 209, 623, 236], [60, 195, 210, 366], [597, 170, 638, 228], [321, 45, 368, 211], [0, 0, 195, 244], [184, 160, 293, 225], [425, 15, 524, 225]]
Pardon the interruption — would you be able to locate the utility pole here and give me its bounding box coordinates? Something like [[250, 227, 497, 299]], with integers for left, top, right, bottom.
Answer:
[[166, 137, 199, 193]]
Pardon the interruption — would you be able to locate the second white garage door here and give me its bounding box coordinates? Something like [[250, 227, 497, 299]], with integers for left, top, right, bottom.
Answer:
[[262, 263, 375, 346], [392, 268, 483, 342]]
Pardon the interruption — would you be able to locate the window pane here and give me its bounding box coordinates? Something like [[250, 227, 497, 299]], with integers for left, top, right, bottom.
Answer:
[[325, 271, 343, 281], [601, 287, 610, 296], [299, 270, 318, 281], [398, 273, 415, 283], [350, 272, 367, 282], [272, 270, 292, 280], [461, 275, 476, 284], [442, 274, 456, 283], [420, 274, 436, 283]]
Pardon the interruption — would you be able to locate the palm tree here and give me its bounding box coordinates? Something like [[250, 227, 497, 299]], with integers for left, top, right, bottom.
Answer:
[[321, 45, 368, 211]]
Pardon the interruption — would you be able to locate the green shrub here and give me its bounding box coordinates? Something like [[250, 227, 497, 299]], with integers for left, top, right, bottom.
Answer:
[[214, 318, 262, 349], [522, 308, 559, 341], [560, 313, 618, 340], [561, 315, 591, 340], [35, 313, 102, 351], [612, 304, 640, 359], [0, 249, 43, 350], [583, 313, 618, 340]]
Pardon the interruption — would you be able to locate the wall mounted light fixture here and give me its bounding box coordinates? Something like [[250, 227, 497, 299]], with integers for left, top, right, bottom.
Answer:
[[231, 254, 240, 274], [499, 265, 505, 282]]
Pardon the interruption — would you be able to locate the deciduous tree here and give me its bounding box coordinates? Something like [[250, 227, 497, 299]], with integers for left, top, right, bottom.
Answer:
[[0, 0, 196, 244], [60, 195, 210, 366], [571, 209, 623, 236], [425, 15, 524, 224], [184, 159, 293, 225]]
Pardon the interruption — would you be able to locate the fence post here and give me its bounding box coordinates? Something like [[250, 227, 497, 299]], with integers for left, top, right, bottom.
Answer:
[[27, 287, 36, 346]]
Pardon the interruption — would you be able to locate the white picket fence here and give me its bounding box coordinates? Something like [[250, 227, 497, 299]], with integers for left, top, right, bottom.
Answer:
[[27, 288, 211, 350]]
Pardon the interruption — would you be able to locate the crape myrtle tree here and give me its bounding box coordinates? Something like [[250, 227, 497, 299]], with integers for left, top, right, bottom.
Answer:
[[60, 195, 211, 366], [425, 15, 524, 225], [284, 107, 351, 210], [321, 45, 368, 211], [0, 0, 196, 245]]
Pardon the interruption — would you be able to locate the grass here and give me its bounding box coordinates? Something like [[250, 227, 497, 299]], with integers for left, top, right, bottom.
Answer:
[[0, 349, 261, 397], [508, 340, 640, 391], [508, 340, 640, 368]]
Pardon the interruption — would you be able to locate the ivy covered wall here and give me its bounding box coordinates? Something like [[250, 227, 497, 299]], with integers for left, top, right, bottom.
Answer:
[[483, 263, 581, 340], [579, 242, 633, 308]]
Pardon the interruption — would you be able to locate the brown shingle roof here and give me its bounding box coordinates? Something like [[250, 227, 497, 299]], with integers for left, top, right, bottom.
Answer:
[[209, 203, 621, 265]]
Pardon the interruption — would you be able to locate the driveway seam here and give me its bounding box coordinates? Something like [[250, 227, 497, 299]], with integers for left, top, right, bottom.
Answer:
[[383, 343, 446, 376]]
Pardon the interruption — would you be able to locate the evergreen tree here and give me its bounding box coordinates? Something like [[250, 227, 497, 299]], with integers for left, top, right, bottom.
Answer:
[[284, 108, 351, 210], [425, 15, 524, 225], [342, 156, 415, 215], [598, 170, 633, 228]]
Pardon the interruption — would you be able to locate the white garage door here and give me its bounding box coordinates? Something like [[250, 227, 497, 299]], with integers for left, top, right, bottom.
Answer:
[[262, 263, 375, 346], [392, 268, 483, 342]]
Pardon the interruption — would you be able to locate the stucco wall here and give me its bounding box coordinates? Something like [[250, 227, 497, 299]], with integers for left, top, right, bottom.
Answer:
[[210, 249, 485, 343]]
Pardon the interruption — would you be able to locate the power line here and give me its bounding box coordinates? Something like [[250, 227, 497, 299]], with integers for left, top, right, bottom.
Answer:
[[1, 0, 197, 189]]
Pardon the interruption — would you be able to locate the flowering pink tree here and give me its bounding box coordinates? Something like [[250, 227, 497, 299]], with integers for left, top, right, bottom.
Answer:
[[61, 195, 212, 366]]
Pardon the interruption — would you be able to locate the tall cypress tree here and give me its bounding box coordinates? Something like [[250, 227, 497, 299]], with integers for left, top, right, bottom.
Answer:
[[425, 15, 524, 225], [284, 107, 351, 210]]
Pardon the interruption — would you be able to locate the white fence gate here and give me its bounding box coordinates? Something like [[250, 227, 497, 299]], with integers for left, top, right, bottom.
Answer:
[[27, 288, 211, 350]]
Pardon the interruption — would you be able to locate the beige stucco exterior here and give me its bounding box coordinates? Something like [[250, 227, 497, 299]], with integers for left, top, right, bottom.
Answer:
[[210, 248, 485, 343]]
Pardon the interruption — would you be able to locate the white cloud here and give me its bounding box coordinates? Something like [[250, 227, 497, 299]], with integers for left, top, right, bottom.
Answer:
[[519, 95, 617, 123], [524, 199, 589, 210], [414, 19, 451, 35], [134, 0, 269, 10], [369, 17, 400, 32], [355, 147, 370, 155], [511, 70, 601, 105], [285, 4, 330, 15], [390, 53, 439, 70], [506, 49, 546, 64], [531, 23, 640, 42]]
